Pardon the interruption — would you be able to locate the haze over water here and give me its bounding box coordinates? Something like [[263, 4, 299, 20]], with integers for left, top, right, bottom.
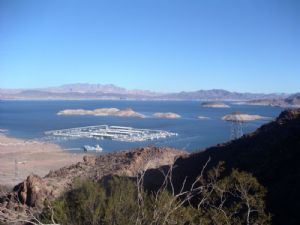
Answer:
[[0, 100, 282, 152]]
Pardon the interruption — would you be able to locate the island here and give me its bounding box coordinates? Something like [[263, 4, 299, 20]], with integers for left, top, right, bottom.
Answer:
[[222, 112, 267, 122], [57, 108, 145, 118], [201, 102, 230, 108], [153, 112, 181, 119]]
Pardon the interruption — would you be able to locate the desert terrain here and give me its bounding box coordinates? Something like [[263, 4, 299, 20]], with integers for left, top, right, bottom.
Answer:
[[0, 134, 83, 187]]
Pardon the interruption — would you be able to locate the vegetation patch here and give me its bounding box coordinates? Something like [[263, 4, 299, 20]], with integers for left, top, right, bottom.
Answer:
[[41, 163, 271, 225]]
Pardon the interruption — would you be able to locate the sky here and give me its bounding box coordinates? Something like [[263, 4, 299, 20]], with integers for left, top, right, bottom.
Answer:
[[0, 0, 299, 93]]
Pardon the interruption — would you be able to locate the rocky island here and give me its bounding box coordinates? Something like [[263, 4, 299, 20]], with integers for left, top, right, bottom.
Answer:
[[201, 102, 230, 108], [222, 112, 267, 122], [153, 112, 181, 119], [57, 107, 145, 118]]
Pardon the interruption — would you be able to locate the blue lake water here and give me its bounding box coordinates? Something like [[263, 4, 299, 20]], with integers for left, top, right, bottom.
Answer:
[[0, 100, 282, 153]]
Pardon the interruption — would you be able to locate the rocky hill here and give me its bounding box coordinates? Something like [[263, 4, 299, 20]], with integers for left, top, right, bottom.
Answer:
[[151, 109, 300, 225]]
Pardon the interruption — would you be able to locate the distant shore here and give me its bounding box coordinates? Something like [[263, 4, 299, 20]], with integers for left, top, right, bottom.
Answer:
[[0, 134, 83, 186]]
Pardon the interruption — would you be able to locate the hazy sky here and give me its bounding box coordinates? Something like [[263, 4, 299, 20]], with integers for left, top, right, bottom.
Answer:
[[0, 0, 299, 93]]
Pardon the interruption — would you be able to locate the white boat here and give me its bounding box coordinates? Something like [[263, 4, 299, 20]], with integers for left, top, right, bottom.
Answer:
[[83, 144, 103, 152]]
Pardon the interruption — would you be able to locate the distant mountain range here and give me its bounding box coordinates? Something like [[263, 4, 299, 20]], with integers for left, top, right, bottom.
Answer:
[[0, 83, 293, 101]]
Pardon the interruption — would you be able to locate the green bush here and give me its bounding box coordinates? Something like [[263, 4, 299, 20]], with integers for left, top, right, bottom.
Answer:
[[191, 169, 271, 225]]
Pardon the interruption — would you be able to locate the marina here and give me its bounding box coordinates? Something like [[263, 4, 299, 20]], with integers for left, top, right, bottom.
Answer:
[[45, 125, 178, 142]]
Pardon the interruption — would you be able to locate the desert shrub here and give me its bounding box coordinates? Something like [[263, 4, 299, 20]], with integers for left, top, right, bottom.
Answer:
[[191, 167, 271, 225], [102, 176, 139, 224], [41, 179, 105, 225], [41, 164, 271, 225]]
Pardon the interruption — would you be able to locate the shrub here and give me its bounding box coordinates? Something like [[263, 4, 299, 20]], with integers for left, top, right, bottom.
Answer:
[[41, 164, 271, 225]]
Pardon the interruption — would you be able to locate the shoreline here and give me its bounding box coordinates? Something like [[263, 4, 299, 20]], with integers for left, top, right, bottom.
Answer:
[[0, 133, 83, 187]]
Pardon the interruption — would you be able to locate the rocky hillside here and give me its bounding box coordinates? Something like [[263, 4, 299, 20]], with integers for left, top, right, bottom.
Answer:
[[155, 109, 300, 225], [0, 146, 186, 219]]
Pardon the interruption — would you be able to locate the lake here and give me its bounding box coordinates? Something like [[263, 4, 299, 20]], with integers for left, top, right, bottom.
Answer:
[[0, 100, 282, 152]]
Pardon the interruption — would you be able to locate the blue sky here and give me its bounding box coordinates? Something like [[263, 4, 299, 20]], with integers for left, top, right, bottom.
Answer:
[[0, 0, 299, 93]]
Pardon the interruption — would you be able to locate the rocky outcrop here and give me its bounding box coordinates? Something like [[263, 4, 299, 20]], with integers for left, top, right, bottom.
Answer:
[[0, 175, 49, 224], [119, 146, 185, 176], [14, 175, 48, 208]]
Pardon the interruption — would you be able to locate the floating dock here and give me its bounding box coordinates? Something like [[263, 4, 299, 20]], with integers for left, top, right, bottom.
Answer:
[[45, 125, 177, 142]]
